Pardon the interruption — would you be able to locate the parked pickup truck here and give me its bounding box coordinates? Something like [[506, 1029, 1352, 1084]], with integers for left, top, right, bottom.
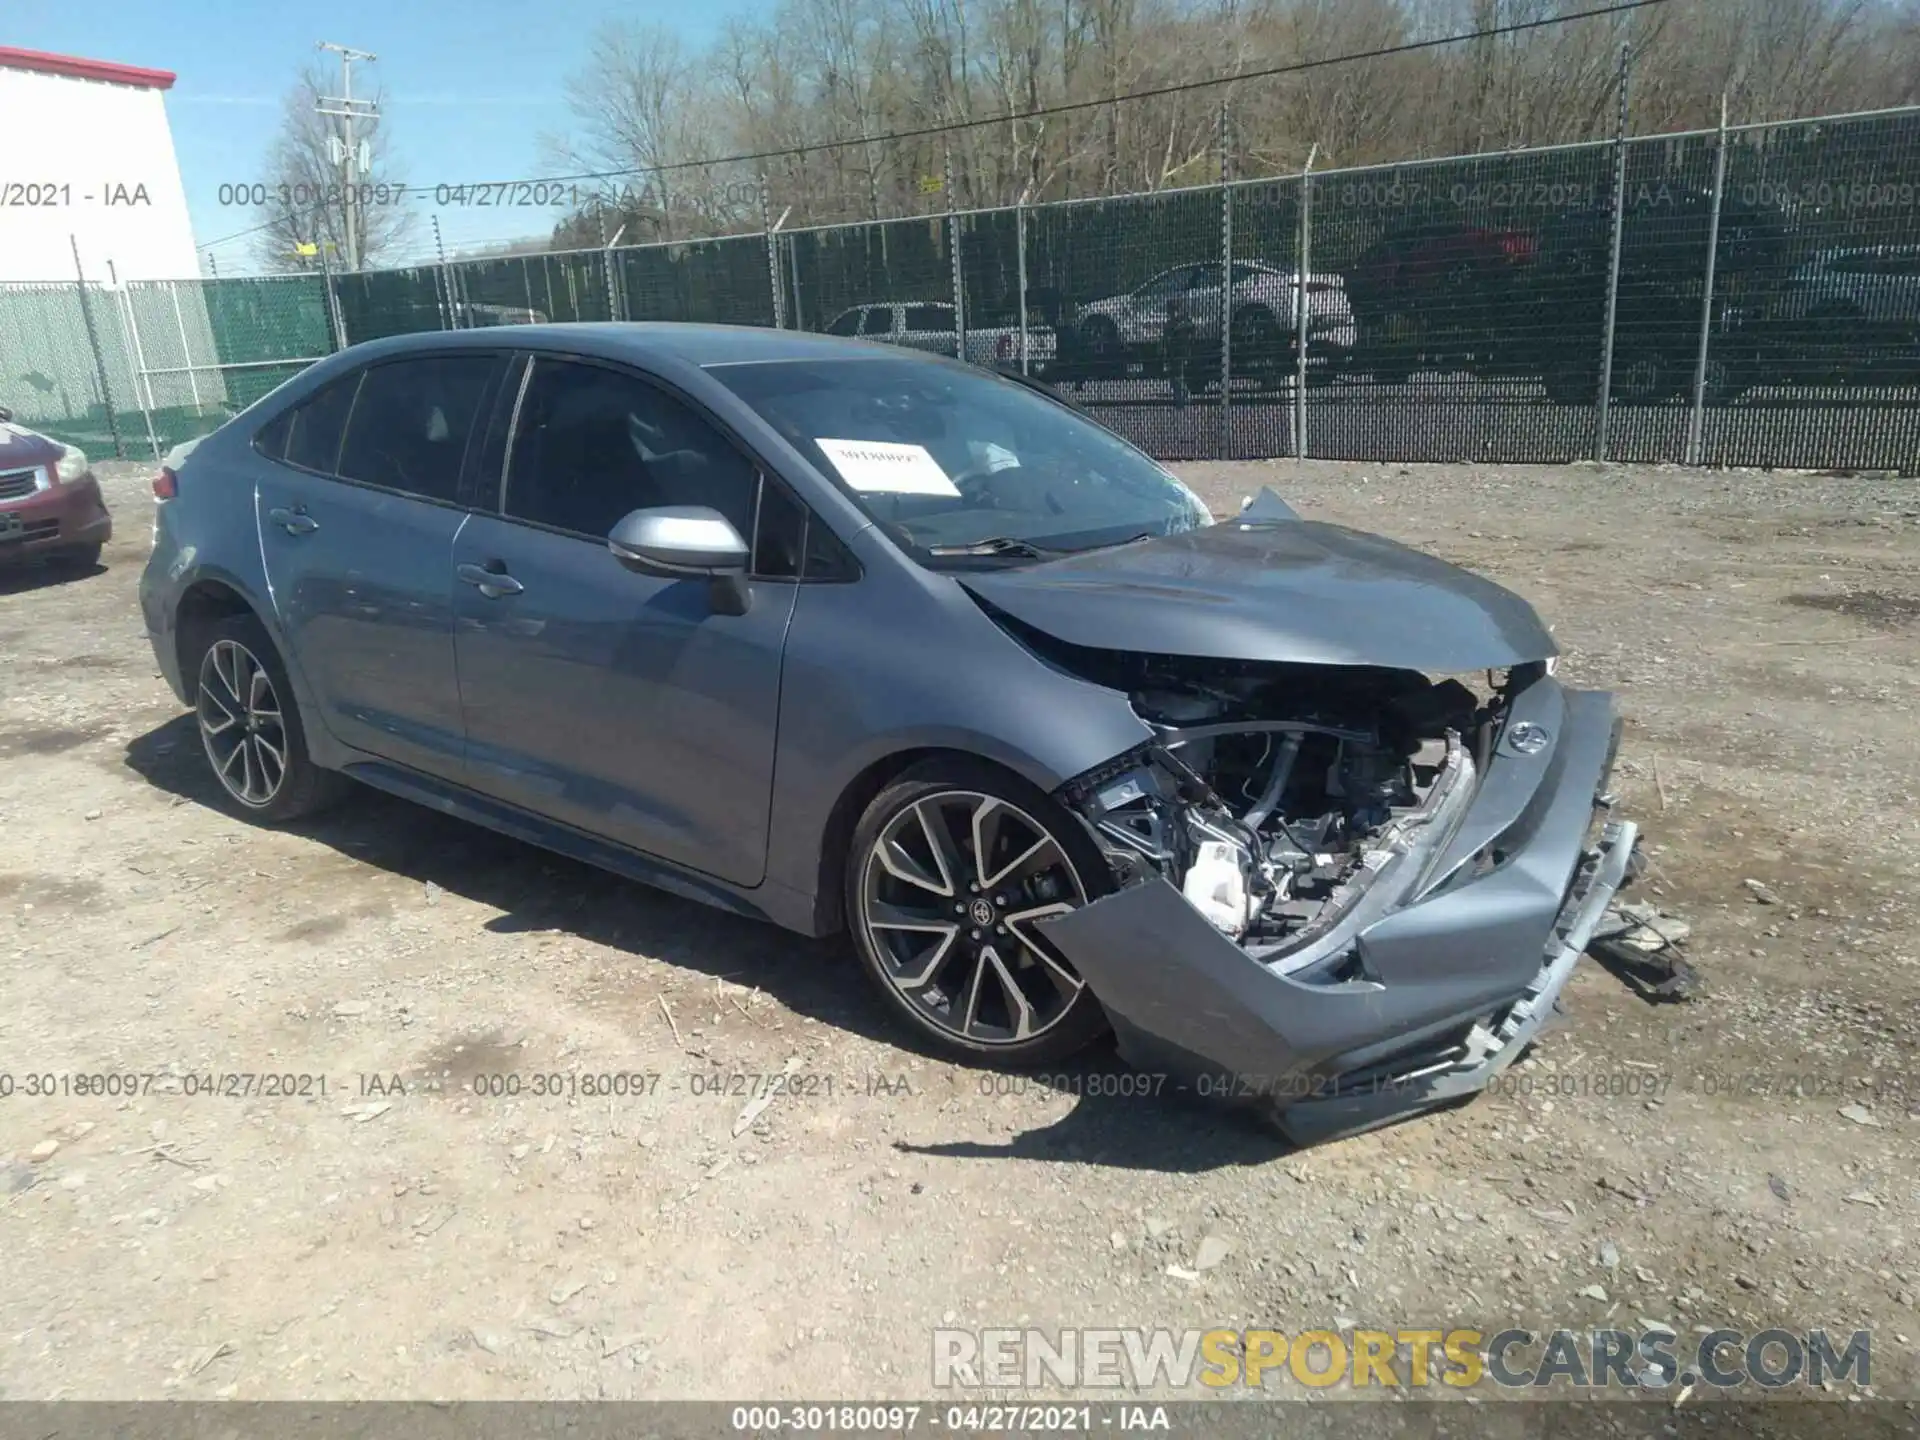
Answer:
[[821, 301, 1059, 371]]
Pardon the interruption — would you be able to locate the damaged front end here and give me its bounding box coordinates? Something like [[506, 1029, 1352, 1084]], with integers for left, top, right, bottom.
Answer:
[[1034, 646, 1638, 1144]]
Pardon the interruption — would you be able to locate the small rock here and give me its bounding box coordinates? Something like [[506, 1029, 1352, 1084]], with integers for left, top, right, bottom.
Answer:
[[1165, 1265, 1201, 1282], [509, 1143, 530, 1161], [1843, 1191, 1883, 1208], [2, 1161, 37, 1194], [1194, 1233, 1232, 1272], [424, 881, 442, 905], [549, 1277, 589, 1305], [1144, 1216, 1171, 1240], [331, 1000, 371, 1018], [1579, 1284, 1609, 1302], [1109, 1231, 1128, 1252], [1768, 1174, 1791, 1203], [524, 1317, 577, 1339], [1598, 1240, 1620, 1269], [578, 1215, 596, 1231], [1838, 1104, 1881, 1127], [1742, 878, 1779, 905], [469, 1327, 511, 1354], [28, 1139, 59, 1163], [84, 809, 102, 821]]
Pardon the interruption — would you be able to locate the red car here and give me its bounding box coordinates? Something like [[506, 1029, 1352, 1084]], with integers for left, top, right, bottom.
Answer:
[[0, 406, 113, 569]]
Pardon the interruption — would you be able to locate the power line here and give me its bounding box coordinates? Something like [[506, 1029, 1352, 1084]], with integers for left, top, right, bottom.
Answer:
[[506, 0, 1670, 188], [200, 0, 1666, 258]]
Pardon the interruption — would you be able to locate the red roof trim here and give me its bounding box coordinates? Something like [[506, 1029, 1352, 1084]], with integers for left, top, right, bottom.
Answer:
[[0, 46, 176, 90]]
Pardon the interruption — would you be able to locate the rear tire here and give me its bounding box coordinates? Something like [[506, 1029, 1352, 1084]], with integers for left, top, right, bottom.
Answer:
[[188, 613, 347, 822], [1079, 316, 1124, 380], [845, 757, 1111, 1065]]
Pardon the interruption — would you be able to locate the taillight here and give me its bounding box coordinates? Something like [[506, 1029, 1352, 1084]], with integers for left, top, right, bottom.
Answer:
[[152, 467, 178, 500]]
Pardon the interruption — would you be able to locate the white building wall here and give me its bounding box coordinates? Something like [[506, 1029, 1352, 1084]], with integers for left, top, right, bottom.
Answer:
[[0, 65, 201, 284]]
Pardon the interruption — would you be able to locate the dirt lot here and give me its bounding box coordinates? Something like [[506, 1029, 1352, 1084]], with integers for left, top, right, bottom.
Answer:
[[1, 456, 1916, 1405]]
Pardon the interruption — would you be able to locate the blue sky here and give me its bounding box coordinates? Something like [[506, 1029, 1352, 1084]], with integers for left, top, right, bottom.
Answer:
[[11, 0, 767, 272]]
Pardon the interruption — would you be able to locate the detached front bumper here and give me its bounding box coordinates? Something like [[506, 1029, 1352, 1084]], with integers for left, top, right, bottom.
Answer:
[[1039, 677, 1637, 1144]]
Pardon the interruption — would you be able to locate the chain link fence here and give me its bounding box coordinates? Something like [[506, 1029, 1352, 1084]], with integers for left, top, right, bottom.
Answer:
[[4, 104, 1915, 470]]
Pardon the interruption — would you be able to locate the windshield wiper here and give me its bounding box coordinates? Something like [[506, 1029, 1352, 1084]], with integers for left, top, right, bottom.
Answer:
[[925, 536, 1063, 558]]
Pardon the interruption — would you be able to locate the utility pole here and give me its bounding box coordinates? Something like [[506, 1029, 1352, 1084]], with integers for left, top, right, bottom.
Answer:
[[317, 42, 378, 272]]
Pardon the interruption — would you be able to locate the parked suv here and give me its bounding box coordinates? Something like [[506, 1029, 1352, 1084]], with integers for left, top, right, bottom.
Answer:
[[1344, 222, 1539, 383], [1344, 199, 1791, 403], [821, 301, 1058, 370], [0, 406, 113, 569], [1071, 261, 1355, 383], [1758, 245, 1920, 386]]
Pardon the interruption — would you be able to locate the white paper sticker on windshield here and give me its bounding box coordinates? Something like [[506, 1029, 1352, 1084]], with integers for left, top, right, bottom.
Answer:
[[815, 438, 959, 496]]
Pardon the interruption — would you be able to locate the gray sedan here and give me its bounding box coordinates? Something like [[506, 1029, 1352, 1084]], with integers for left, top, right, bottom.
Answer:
[[139, 323, 1637, 1142]]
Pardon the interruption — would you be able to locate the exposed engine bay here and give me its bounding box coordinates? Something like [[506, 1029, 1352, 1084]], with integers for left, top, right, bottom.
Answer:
[[1057, 654, 1507, 969]]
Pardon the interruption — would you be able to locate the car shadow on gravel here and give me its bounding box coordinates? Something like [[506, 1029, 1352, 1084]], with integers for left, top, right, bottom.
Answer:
[[122, 712, 1298, 1173], [893, 1063, 1294, 1172], [0, 558, 105, 595], [122, 714, 913, 1046]]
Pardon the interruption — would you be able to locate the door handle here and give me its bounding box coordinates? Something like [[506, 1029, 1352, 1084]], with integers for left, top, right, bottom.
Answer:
[[457, 561, 524, 598], [268, 506, 319, 536]]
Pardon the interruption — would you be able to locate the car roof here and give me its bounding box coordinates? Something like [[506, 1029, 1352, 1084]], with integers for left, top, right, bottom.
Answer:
[[319, 321, 924, 370]]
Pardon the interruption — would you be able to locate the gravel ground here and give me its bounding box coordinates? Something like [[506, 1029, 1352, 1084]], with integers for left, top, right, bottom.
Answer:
[[0, 456, 1916, 1408]]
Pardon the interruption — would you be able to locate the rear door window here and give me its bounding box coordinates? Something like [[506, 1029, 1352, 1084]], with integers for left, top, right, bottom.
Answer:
[[904, 306, 952, 332], [861, 308, 896, 337], [335, 355, 497, 504]]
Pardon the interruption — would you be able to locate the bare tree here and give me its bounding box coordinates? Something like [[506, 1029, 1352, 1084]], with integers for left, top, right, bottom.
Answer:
[[253, 66, 412, 272], [543, 0, 1915, 240]]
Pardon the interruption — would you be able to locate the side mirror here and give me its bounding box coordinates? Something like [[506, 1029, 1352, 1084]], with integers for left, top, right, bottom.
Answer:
[[608, 505, 749, 577]]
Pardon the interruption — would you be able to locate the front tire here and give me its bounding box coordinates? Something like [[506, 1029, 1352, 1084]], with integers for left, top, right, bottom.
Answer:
[[189, 613, 346, 822], [846, 758, 1110, 1065]]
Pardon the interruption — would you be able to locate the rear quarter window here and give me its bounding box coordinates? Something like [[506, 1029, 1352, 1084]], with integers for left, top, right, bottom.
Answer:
[[281, 374, 362, 475], [252, 409, 292, 460]]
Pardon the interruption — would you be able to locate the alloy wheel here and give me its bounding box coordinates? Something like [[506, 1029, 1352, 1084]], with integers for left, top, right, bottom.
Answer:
[[197, 639, 287, 808], [859, 790, 1090, 1047]]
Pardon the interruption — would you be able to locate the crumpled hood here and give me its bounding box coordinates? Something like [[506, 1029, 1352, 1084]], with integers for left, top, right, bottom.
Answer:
[[958, 517, 1558, 672]]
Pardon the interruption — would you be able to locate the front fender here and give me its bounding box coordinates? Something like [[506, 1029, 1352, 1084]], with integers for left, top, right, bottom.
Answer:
[[761, 546, 1152, 918]]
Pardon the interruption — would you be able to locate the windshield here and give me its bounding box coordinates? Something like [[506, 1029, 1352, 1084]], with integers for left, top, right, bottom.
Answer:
[[708, 356, 1212, 559]]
